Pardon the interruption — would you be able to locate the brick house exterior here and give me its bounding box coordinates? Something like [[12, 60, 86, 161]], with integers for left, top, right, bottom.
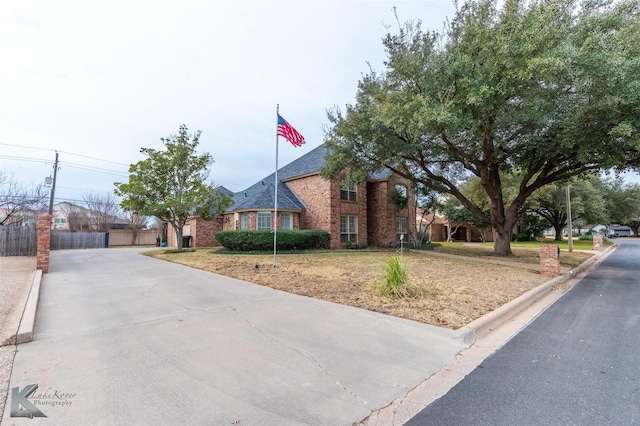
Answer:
[[172, 143, 416, 249], [417, 212, 494, 243]]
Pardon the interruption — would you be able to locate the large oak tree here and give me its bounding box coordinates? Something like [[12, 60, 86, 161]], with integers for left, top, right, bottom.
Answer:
[[115, 125, 232, 249], [321, 0, 640, 255]]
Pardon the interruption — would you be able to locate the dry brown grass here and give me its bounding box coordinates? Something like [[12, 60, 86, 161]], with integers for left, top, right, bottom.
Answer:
[[144, 248, 592, 329]]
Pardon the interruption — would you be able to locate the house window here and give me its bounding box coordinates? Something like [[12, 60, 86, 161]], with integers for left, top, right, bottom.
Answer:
[[396, 217, 408, 242], [392, 185, 408, 209], [341, 215, 358, 243], [241, 213, 249, 230], [257, 212, 271, 230], [54, 218, 66, 224], [281, 212, 292, 230], [340, 180, 357, 202]]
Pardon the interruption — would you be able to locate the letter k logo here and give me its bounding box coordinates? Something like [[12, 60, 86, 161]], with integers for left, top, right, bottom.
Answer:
[[10, 384, 47, 418]]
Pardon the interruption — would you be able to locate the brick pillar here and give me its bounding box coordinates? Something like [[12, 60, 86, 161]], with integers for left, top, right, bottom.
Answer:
[[37, 214, 52, 273], [593, 233, 603, 251], [540, 244, 560, 277]]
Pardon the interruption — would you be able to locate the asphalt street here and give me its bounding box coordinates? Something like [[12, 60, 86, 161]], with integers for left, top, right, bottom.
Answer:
[[407, 239, 640, 426]]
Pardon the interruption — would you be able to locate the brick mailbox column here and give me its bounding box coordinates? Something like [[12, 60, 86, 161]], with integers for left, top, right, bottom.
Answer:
[[37, 214, 52, 273], [593, 233, 604, 251], [540, 244, 560, 277]]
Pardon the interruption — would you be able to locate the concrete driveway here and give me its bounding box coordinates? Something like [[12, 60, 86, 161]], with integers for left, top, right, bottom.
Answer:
[[2, 248, 469, 425]]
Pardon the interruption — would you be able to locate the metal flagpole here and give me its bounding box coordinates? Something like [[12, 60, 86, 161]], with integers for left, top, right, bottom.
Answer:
[[274, 105, 279, 268]]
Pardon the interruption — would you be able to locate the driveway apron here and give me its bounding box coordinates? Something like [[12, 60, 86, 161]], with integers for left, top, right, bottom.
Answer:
[[2, 248, 467, 425]]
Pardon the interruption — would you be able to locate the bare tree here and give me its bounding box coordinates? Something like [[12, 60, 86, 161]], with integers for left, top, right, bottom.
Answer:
[[0, 172, 48, 225], [83, 192, 121, 232], [124, 211, 148, 245], [58, 202, 90, 231]]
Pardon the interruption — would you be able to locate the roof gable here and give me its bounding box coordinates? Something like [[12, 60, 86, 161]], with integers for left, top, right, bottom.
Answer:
[[227, 142, 392, 212]]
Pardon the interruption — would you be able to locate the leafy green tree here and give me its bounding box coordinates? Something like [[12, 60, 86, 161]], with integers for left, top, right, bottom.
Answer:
[[530, 176, 607, 241], [114, 125, 232, 249], [517, 213, 550, 240], [602, 177, 640, 234], [321, 0, 640, 256]]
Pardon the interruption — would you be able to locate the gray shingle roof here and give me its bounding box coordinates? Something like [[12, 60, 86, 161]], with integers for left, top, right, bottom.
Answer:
[[227, 142, 392, 212], [227, 144, 329, 212]]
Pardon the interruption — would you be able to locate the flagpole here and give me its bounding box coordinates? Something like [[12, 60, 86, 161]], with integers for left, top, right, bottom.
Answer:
[[274, 104, 279, 268]]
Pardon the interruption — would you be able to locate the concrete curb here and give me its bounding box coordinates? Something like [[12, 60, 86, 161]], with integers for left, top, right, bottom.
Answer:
[[16, 269, 43, 344], [456, 244, 618, 342]]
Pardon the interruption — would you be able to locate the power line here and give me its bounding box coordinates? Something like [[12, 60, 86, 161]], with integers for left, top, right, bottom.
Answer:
[[0, 143, 130, 166], [59, 161, 128, 177], [1, 154, 128, 177]]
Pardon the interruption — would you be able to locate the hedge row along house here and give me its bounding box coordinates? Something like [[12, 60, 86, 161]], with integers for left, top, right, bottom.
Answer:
[[167, 143, 416, 249]]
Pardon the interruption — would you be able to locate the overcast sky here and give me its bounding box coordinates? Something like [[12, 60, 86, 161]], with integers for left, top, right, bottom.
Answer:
[[1, 0, 638, 207]]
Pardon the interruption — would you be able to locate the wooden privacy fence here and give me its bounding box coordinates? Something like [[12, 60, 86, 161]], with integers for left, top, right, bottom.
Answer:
[[2, 227, 158, 255], [51, 232, 108, 250], [0, 225, 37, 256]]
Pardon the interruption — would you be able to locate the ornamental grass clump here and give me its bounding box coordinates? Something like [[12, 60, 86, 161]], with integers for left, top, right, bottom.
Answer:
[[370, 253, 420, 298]]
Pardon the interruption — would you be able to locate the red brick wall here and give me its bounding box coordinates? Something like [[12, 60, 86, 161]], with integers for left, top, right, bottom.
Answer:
[[191, 216, 224, 247], [540, 244, 560, 277], [286, 175, 332, 231], [430, 223, 447, 242], [367, 181, 390, 246], [37, 215, 52, 273], [367, 176, 416, 247]]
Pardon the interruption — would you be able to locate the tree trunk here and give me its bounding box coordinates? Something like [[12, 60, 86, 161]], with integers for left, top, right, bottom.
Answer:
[[494, 229, 512, 256], [484, 170, 513, 256], [553, 224, 563, 241], [171, 222, 184, 250]]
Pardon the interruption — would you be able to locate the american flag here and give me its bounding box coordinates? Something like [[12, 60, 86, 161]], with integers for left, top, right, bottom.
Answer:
[[277, 114, 305, 147]]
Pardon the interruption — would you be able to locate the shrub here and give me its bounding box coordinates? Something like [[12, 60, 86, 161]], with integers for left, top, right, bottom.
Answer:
[[215, 230, 330, 252], [578, 232, 610, 243], [512, 232, 536, 242], [369, 254, 420, 298]]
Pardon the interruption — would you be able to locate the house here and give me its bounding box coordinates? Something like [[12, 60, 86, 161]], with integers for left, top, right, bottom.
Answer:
[[416, 212, 493, 243], [50, 202, 128, 231], [179, 143, 416, 249]]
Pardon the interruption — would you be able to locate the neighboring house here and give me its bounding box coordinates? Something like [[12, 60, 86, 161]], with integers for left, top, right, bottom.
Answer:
[[578, 224, 607, 234], [416, 212, 492, 243], [51, 202, 127, 231], [179, 143, 416, 249], [0, 209, 37, 226], [51, 202, 90, 231]]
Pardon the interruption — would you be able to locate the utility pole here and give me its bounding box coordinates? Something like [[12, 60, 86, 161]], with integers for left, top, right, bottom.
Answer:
[[48, 152, 59, 215], [566, 185, 573, 253]]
